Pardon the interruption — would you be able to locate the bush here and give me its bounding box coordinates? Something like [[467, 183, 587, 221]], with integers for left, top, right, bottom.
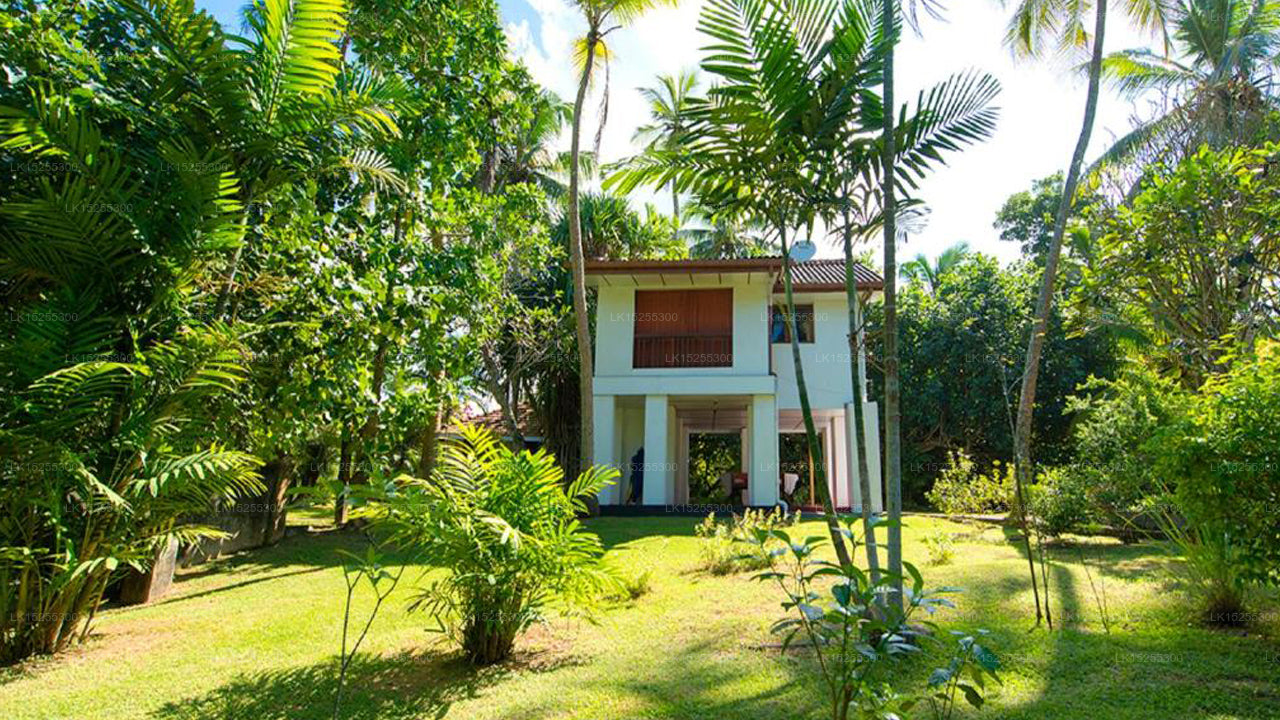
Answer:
[[926, 450, 1016, 515], [1027, 466, 1091, 537], [695, 508, 794, 575], [1162, 341, 1280, 589], [1062, 368, 1188, 533], [374, 425, 617, 665]]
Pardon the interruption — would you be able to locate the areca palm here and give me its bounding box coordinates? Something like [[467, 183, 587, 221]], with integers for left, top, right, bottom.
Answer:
[[1096, 0, 1280, 182], [665, 0, 998, 570], [565, 0, 677, 475], [1003, 0, 1168, 626]]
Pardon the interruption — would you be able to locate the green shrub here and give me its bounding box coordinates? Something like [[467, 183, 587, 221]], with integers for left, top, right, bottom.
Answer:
[[609, 569, 653, 602], [1027, 466, 1091, 537], [922, 531, 956, 566], [374, 425, 617, 665], [1063, 368, 1188, 533], [926, 450, 1016, 515], [1161, 341, 1280, 590], [741, 517, 1002, 719], [695, 508, 793, 575]]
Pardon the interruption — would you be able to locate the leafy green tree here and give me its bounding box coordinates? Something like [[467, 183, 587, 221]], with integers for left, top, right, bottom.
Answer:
[[1087, 143, 1280, 387], [891, 255, 1120, 505]]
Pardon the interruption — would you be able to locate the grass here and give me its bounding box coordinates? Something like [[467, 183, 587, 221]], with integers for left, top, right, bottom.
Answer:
[[1, 515, 1278, 719]]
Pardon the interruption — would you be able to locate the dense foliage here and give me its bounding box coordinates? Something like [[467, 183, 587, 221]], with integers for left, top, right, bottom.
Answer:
[[888, 254, 1119, 505]]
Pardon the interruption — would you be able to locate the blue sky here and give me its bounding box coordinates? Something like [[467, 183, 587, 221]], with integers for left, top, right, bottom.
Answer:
[[195, 0, 1160, 265]]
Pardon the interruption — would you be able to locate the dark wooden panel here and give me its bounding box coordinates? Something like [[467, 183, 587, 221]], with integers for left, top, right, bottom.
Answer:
[[633, 289, 734, 368]]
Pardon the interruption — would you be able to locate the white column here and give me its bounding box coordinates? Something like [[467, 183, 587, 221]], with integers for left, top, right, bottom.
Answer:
[[676, 421, 690, 504], [739, 427, 750, 473], [865, 401, 884, 513], [845, 401, 884, 514], [832, 414, 850, 508], [643, 395, 670, 506], [593, 394, 618, 504], [749, 394, 779, 506]]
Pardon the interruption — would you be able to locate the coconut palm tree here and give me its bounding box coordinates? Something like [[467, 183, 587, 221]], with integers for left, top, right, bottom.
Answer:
[[682, 204, 775, 259], [627, 70, 701, 235], [1004, 0, 1169, 625], [565, 0, 677, 475], [495, 89, 597, 197], [1095, 0, 1280, 183], [900, 241, 971, 293]]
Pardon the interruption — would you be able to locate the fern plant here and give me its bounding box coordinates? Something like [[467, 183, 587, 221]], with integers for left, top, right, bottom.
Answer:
[[373, 425, 617, 665]]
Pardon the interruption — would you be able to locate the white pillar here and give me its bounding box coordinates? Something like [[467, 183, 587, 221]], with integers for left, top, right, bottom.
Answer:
[[845, 401, 884, 514], [593, 394, 619, 504], [739, 427, 750, 473], [643, 395, 670, 506], [676, 421, 690, 504], [832, 414, 850, 508], [749, 394, 779, 507], [865, 401, 884, 513]]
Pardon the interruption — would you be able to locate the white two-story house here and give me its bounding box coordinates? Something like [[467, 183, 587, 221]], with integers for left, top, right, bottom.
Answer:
[[586, 257, 884, 512]]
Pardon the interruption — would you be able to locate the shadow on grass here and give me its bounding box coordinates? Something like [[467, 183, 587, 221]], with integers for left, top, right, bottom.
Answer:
[[501, 638, 818, 720], [150, 648, 541, 720]]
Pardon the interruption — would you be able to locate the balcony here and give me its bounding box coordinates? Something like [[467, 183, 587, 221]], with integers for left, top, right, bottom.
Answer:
[[633, 334, 733, 368]]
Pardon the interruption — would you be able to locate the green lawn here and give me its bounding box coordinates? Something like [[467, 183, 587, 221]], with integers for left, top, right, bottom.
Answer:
[[2, 515, 1277, 719]]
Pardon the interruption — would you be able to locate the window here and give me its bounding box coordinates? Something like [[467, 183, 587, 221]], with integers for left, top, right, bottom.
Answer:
[[633, 289, 733, 368], [770, 304, 814, 343]]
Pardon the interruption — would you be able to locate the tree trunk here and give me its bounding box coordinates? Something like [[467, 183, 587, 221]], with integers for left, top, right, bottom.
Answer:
[[780, 223, 852, 568], [568, 27, 598, 483], [1012, 0, 1109, 628], [417, 396, 448, 478], [880, 0, 904, 611], [671, 182, 681, 241], [842, 206, 881, 582], [334, 425, 353, 526]]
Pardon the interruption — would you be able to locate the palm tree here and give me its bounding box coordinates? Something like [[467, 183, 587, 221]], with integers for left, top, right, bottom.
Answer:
[[566, 0, 677, 476], [1004, 0, 1168, 625], [682, 204, 775, 259], [629, 70, 700, 235], [900, 241, 970, 293], [1095, 0, 1280, 183], [666, 0, 998, 570], [495, 89, 597, 198]]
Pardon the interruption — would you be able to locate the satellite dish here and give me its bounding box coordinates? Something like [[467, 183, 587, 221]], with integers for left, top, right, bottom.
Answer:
[[790, 239, 817, 262]]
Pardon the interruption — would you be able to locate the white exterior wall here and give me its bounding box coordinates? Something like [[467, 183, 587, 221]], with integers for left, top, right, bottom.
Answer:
[[771, 293, 856, 411], [591, 273, 880, 509]]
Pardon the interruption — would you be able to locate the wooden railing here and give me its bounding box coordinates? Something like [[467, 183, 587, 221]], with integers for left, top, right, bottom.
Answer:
[[633, 334, 733, 368]]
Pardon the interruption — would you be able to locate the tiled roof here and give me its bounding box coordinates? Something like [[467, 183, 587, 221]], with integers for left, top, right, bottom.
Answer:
[[447, 404, 543, 439], [775, 258, 882, 291], [584, 257, 883, 290]]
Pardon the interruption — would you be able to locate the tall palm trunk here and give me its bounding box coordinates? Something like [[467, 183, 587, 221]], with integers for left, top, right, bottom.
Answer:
[[1013, 0, 1108, 627], [841, 206, 881, 582], [779, 223, 852, 568], [879, 0, 903, 611], [671, 182, 681, 241], [568, 28, 598, 479]]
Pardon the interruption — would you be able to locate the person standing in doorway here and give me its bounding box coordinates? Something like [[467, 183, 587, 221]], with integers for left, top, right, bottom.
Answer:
[[628, 447, 645, 505]]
